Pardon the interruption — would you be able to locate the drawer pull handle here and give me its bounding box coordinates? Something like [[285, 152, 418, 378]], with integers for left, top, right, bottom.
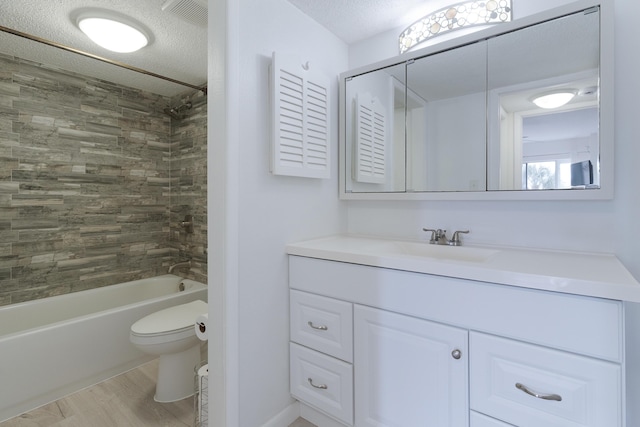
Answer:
[[308, 378, 328, 390], [308, 321, 328, 331], [516, 383, 562, 401]]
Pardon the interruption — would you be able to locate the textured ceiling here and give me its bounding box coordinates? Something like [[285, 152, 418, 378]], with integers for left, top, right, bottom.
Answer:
[[0, 0, 207, 97], [1, 0, 507, 96], [287, 0, 455, 44]]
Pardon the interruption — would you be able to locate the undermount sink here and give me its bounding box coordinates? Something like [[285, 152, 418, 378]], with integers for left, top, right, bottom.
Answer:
[[382, 241, 500, 263]]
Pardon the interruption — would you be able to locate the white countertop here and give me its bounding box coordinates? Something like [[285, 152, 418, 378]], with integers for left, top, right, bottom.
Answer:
[[286, 235, 640, 303]]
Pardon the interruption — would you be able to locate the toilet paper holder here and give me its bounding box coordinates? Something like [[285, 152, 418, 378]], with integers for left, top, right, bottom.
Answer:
[[197, 322, 206, 333]]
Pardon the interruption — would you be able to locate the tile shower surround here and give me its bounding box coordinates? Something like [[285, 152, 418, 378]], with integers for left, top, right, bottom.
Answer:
[[0, 53, 207, 306]]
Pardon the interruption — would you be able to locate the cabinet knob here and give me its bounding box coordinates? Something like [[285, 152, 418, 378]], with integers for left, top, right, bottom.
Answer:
[[451, 349, 462, 360]]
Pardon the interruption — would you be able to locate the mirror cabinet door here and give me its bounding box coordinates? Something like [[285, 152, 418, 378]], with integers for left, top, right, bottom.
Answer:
[[406, 41, 488, 192], [341, 5, 603, 197], [487, 8, 600, 191], [345, 63, 407, 193]]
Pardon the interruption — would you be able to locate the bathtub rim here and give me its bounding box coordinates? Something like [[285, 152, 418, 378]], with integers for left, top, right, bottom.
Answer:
[[0, 274, 207, 341]]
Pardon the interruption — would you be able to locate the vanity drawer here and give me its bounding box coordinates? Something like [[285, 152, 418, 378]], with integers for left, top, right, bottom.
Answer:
[[290, 290, 353, 362], [470, 411, 514, 427], [470, 332, 621, 427], [290, 343, 353, 426]]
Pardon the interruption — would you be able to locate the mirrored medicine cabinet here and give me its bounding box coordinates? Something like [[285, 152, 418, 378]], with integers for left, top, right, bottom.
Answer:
[[339, 1, 613, 201]]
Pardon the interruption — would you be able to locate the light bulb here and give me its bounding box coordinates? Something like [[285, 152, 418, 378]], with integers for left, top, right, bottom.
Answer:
[[78, 17, 148, 53]]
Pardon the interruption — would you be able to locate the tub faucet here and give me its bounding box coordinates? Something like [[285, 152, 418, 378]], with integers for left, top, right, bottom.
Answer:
[[168, 260, 191, 273]]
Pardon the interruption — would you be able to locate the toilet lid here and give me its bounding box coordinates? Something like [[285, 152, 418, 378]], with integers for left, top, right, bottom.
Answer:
[[131, 300, 207, 335]]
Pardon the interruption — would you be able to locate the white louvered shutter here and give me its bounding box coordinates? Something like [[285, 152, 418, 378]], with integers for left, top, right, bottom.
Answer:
[[271, 52, 330, 179], [354, 92, 386, 184]]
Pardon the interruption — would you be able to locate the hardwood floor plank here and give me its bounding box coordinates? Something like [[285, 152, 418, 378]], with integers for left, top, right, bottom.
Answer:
[[0, 360, 193, 427], [1, 359, 311, 427]]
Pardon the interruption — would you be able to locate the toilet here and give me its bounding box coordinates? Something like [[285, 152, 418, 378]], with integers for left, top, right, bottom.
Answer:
[[130, 300, 207, 402]]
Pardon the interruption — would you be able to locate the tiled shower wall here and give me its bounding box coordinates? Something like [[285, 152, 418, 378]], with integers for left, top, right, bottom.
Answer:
[[0, 53, 207, 306], [169, 90, 207, 284]]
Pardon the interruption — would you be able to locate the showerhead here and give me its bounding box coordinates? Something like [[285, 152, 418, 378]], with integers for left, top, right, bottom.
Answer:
[[163, 101, 193, 120]]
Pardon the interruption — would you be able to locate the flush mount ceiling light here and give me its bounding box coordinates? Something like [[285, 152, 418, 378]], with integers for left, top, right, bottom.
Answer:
[[78, 15, 149, 53], [399, 0, 512, 54], [531, 90, 577, 109]]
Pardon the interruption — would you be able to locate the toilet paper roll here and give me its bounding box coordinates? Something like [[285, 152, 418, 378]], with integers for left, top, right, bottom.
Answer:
[[195, 313, 208, 341]]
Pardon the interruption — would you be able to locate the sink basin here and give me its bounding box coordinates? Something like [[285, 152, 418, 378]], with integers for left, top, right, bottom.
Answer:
[[382, 241, 499, 263]]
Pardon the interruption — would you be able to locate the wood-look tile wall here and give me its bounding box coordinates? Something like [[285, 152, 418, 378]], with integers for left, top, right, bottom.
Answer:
[[169, 90, 207, 284], [0, 53, 207, 306]]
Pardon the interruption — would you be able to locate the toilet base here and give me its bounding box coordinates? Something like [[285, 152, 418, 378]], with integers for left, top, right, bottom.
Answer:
[[154, 343, 201, 403]]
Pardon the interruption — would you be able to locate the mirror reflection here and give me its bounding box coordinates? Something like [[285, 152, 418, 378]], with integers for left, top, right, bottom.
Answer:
[[406, 41, 487, 192], [342, 6, 602, 196], [345, 63, 406, 193], [487, 9, 600, 191]]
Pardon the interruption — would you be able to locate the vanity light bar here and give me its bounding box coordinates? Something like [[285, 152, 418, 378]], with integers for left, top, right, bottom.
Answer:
[[399, 0, 512, 54]]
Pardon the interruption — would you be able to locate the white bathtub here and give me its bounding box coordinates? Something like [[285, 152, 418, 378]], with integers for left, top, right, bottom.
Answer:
[[0, 274, 207, 422]]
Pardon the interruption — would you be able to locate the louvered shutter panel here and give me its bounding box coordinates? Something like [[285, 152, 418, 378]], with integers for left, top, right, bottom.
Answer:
[[354, 92, 386, 184], [271, 52, 330, 179]]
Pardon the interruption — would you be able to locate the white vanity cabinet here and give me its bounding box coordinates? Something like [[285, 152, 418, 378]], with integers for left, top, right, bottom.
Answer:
[[354, 305, 468, 427], [470, 412, 514, 427], [289, 254, 629, 427], [289, 290, 354, 425]]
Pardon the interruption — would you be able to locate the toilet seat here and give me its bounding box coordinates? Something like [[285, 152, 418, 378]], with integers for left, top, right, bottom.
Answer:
[[130, 300, 207, 344]]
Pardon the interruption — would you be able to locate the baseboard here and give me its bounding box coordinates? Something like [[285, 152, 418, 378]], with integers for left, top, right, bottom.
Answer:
[[261, 401, 300, 427]]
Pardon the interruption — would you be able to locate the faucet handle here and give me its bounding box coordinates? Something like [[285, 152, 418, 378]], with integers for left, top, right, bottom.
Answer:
[[449, 230, 469, 246], [422, 228, 438, 244]]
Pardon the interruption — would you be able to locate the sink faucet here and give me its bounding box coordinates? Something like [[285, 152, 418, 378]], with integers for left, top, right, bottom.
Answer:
[[449, 230, 469, 246], [422, 228, 470, 246], [168, 260, 191, 273], [423, 228, 448, 245], [435, 229, 449, 245]]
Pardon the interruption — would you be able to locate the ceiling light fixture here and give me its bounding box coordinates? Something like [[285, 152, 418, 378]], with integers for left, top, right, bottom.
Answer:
[[531, 90, 577, 109], [78, 15, 149, 53], [399, 0, 512, 54]]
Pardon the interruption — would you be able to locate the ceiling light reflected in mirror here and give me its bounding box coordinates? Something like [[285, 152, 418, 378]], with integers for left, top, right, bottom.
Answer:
[[531, 90, 577, 109]]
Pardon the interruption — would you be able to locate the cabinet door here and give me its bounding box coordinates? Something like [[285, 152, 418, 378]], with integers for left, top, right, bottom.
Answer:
[[354, 305, 468, 427]]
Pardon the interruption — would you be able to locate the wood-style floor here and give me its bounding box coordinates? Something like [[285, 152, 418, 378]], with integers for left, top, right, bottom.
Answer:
[[0, 359, 316, 427]]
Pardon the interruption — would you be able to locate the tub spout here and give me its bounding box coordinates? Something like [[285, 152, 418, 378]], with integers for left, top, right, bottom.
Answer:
[[168, 260, 191, 274]]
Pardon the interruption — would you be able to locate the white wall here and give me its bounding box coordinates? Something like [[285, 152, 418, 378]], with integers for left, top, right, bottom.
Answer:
[[210, 0, 640, 425], [612, 0, 640, 279], [346, 0, 640, 280], [209, 0, 348, 425]]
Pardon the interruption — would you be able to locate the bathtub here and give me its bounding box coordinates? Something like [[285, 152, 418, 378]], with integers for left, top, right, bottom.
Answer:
[[0, 274, 207, 422]]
